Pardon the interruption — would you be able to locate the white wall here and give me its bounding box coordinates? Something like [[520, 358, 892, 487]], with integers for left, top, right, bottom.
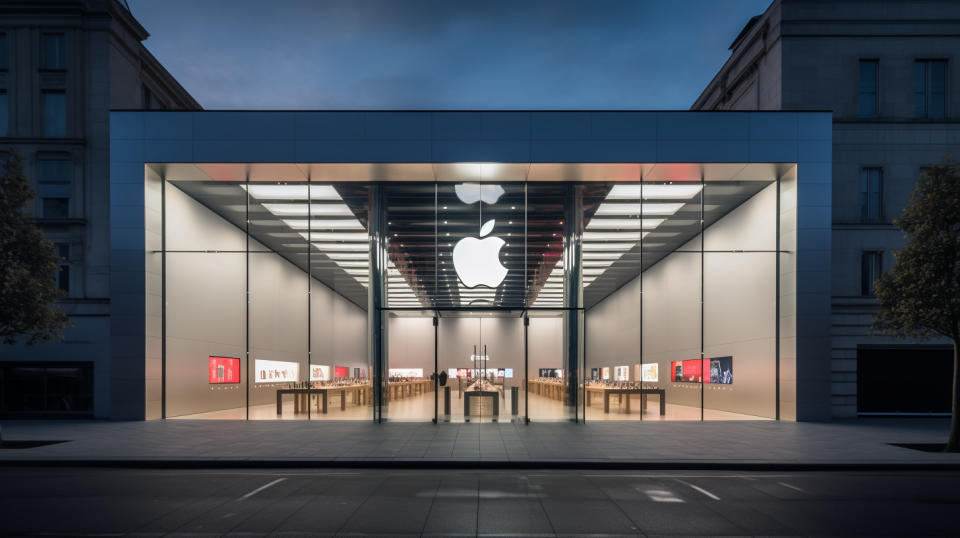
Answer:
[[164, 183, 367, 417], [586, 181, 779, 418]]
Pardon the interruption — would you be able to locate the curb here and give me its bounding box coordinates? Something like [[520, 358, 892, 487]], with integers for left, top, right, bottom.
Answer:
[[2, 460, 960, 471]]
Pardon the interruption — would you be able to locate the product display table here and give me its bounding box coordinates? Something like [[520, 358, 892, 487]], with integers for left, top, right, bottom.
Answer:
[[463, 391, 500, 422], [275, 384, 371, 415], [586, 387, 666, 415], [387, 379, 433, 401], [529, 379, 564, 401]]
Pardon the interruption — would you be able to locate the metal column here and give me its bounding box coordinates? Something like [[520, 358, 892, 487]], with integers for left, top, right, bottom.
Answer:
[[368, 184, 388, 423], [563, 184, 585, 423]]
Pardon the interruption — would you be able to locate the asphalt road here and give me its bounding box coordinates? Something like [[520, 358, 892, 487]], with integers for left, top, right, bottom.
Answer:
[[0, 468, 956, 536]]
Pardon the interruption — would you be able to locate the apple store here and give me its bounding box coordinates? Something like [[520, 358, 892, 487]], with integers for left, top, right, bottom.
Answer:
[[110, 111, 833, 424]]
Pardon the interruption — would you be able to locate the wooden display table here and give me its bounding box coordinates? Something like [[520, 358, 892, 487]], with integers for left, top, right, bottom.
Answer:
[[529, 379, 564, 400], [463, 390, 500, 422], [387, 379, 432, 401], [585, 387, 666, 415], [275, 384, 371, 415]]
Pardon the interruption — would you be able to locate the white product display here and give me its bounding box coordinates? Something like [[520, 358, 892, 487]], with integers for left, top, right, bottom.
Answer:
[[309, 364, 330, 381], [614, 365, 630, 381], [389, 368, 424, 378], [642, 363, 659, 382], [254, 359, 299, 383]]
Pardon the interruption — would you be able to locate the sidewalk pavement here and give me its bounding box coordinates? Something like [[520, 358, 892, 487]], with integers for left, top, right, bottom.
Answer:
[[1, 418, 958, 468]]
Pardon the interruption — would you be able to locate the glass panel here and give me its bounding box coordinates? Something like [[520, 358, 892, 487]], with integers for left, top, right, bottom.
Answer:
[[930, 60, 946, 119], [385, 310, 435, 422], [41, 33, 66, 69], [0, 34, 8, 70], [42, 91, 66, 137], [247, 184, 310, 420], [527, 310, 566, 421], [308, 181, 371, 421], [0, 92, 7, 136], [914, 61, 927, 117], [858, 60, 877, 118], [165, 253, 246, 419]]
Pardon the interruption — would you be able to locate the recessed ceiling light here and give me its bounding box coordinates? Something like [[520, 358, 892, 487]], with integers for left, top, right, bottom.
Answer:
[[583, 231, 648, 241], [595, 203, 684, 216], [586, 218, 664, 230], [607, 184, 703, 200], [283, 219, 364, 230], [241, 184, 342, 201], [298, 232, 368, 242], [582, 243, 635, 251], [262, 203, 354, 217], [311, 243, 370, 251]]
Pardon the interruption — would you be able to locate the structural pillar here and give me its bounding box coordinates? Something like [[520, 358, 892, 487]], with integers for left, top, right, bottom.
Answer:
[[563, 184, 585, 423], [368, 184, 388, 423]]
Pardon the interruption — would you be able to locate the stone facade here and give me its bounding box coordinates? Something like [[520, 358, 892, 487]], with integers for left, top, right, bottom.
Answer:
[[692, 0, 960, 417], [0, 0, 199, 418]]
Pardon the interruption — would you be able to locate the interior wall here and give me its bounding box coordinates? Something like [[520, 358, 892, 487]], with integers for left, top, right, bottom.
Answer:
[[528, 316, 564, 376], [387, 316, 434, 375], [164, 182, 368, 417], [585, 181, 779, 418]]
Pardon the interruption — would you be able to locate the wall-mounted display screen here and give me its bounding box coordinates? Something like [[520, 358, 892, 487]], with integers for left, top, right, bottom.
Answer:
[[254, 359, 298, 383], [208, 356, 240, 384], [602, 367, 610, 380], [614, 365, 629, 381], [591, 368, 600, 380], [642, 363, 659, 382], [334, 366, 349, 378], [389, 368, 423, 378], [310, 364, 330, 381], [671, 357, 733, 383], [539, 368, 563, 378], [708, 356, 733, 384]]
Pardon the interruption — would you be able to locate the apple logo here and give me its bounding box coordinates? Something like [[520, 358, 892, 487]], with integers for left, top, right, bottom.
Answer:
[[455, 183, 505, 205], [453, 219, 508, 288]]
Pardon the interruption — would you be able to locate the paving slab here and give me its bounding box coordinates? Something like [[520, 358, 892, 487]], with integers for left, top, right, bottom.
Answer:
[[0, 418, 958, 468]]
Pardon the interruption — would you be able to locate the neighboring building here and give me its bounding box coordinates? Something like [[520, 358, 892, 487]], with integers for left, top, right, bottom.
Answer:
[[0, 0, 199, 418], [692, 0, 960, 417]]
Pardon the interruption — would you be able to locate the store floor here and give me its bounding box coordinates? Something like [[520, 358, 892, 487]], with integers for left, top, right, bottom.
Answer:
[[170, 388, 771, 421]]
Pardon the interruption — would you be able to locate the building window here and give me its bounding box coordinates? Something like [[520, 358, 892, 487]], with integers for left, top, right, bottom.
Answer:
[[0, 91, 7, 136], [861, 251, 883, 296], [859, 167, 883, 220], [0, 362, 94, 418], [914, 60, 947, 119], [42, 90, 65, 137], [40, 33, 66, 70], [55, 243, 70, 293], [36, 158, 71, 218], [0, 33, 8, 70], [858, 60, 878, 118]]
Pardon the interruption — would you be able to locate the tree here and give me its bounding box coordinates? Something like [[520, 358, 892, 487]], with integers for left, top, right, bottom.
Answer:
[[873, 162, 960, 452], [0, 151, 70, 345]]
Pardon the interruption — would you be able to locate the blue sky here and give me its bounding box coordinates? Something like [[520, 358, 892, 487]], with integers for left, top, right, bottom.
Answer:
[[127, 0, 770, 110]]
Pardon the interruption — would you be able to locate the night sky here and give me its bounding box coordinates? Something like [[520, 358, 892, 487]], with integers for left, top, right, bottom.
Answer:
[[127, 0, 770, 110]]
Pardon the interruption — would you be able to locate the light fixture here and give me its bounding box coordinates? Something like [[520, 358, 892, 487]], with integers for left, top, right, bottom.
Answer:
[[595, 203, 684, 216], [582, 243, 635, 251], [324, 252, 369, 260], [311, 243, 370, 251], [583, 259, 616, 267], [586, 218, 664, 230], [241, 184, 342, 200], [262, 203, 354, 217], [606, 184, 703, 200], [583, 231, 648, 241], [298, 232, 367, 242], [583, 251, 625, 260], [283, 219, 364, 230]]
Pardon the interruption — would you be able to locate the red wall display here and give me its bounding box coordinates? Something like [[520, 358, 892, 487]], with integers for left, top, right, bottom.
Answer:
[[208, 356, 240, 384], [334, 366, 349, 378]]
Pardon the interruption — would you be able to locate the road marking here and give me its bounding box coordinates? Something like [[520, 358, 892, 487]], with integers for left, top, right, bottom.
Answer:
[[676, 479, 720, 501], [643, 488, 685, 503], [583, 474, 794, 479], [778, 481, 806, 493], [238, 477, 287, 501]]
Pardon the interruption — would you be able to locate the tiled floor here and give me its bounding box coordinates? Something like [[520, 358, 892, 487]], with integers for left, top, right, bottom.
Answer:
[[170, 390, 771, 422], [1, 417, 957, 465]]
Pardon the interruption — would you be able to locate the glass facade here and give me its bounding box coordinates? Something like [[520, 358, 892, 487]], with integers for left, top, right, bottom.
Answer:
[[160, 170, 787, 423]]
